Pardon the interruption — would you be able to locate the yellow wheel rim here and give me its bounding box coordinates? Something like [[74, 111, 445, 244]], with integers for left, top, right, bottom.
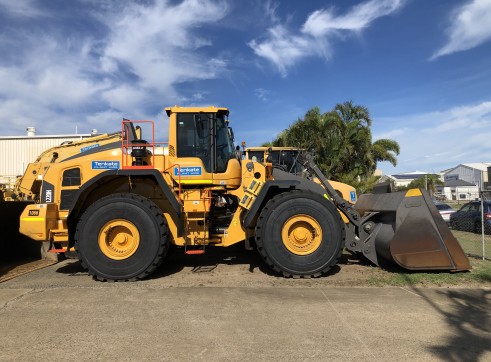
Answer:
[[98, 219, 140, 260], [281, 214, 322, 255]]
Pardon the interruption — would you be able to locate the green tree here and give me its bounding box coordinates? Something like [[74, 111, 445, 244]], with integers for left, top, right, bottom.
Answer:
[[324, 101, 374, 177], [269, 101, 400, 193], [267, 102, 400, 193], [407, 174, 443, 197], [372, 139, 400, 169]]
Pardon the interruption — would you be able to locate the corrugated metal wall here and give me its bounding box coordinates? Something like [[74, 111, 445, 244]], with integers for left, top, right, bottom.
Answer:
[[450, 165, 484, 189], [0, 136, 88, 187]]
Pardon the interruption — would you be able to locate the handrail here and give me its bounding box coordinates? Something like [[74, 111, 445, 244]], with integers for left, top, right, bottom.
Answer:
[[121, 120, 168, 169]]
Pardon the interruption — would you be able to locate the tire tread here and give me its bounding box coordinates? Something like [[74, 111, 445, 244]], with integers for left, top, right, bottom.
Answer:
[[74, 193, 169, 282]]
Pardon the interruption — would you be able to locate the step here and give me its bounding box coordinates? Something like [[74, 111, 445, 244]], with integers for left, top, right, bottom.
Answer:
[[185, 249, 205, 255]]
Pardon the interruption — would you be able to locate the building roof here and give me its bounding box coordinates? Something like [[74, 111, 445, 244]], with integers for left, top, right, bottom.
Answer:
[[0, 134, 91, 140], [444, 179, 477, 187], [446, 163, 491, 173], [388, 171, 437, 180], [462, 163, 491, 171], [391, 173, 427, 180]]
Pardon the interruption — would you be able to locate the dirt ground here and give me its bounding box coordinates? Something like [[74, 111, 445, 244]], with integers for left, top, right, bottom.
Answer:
[[2, 240, 489, 288], [0, 244, 479, 289], [0, 259, 57, 283]]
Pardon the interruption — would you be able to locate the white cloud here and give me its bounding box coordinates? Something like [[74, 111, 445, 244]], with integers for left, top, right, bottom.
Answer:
[[263, 0, 280, 23], [86, 110, 123, 126], [0, 0, 47, 17], [302, 0, 404, 35], [374, 101, 491, 174], [431, 0, 491, 60], [0, 0, 231, 136], [249, 0, 405, 76], [249, 25, 312, 76], [101, 0, 228, 83], [254, 88, 272, 101]]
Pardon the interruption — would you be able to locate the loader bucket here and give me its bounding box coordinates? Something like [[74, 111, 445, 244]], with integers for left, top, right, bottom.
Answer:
[[354, 188, 471, 271]]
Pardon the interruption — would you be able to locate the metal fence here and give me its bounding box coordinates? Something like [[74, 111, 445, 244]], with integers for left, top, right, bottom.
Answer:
[[444, 196, 490, 261]]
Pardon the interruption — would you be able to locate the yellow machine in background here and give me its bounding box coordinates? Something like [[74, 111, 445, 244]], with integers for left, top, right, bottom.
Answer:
[[243, 146, 357, 201], [243, 146, 357, 224], [6, 105, 470, 281]]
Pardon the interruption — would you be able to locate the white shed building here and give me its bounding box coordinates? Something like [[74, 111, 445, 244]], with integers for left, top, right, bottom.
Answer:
[[436, 179, 479, 201], [382, 171, 436, 188], [0, 127, 95, 188], [443, 163, 491, 191]]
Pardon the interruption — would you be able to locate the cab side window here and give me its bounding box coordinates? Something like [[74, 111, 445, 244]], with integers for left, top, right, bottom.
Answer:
[[62, 168, 81, 186]]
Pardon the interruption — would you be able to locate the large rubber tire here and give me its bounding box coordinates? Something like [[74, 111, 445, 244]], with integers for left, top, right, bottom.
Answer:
[[75, 193, 169, 281], [255, 190, 344, 278]]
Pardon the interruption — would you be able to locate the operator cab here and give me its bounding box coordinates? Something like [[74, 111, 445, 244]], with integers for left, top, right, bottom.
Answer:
[[166, 106, 241, 188]]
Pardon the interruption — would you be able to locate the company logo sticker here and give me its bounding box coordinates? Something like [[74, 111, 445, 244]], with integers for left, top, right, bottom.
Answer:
[[81, 144, 100, 153], [92, 161, 120, 170], [174, 166, 202, 176], [350, 191, 357, 202]]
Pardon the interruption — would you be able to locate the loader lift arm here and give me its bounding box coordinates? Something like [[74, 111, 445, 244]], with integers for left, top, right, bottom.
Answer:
[[300, 153, 381, 266], [301, 153, 361, 227]]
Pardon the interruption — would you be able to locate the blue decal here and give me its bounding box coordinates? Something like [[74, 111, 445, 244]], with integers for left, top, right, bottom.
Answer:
[[81, 144, 100, 153], [350, 191, 357, 202], [92, 161, 120, 170], [174, 166, 202, 176]]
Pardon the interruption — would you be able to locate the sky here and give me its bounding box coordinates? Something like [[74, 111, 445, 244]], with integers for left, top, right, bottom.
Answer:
[[1, 0, 491, 175]]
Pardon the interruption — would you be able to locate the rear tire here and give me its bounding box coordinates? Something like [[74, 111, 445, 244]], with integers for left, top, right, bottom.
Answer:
[[75, 193, 169, 281], [255, 190, 344, 278]]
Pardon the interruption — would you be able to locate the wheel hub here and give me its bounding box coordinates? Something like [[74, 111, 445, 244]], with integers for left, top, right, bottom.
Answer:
[[281, 214, 322, 255], [99, 219, 140, 260]]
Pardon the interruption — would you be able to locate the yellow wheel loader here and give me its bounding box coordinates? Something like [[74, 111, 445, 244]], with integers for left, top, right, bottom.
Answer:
[[8, 105, 469, 281]]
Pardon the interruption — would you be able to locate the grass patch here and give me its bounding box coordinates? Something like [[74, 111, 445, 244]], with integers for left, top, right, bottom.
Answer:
[[452, 230, 490, 257], [364, 258, 491, 287]]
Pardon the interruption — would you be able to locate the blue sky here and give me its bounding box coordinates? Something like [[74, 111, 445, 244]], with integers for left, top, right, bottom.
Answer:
[[1, 0, 491, 175]]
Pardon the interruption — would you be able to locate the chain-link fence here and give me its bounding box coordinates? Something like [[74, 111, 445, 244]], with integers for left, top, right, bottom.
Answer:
[[444, 196, 490, 261]]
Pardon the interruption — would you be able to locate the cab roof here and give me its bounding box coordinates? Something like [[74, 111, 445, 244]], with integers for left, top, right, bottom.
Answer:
[[165, 105, 229, 117], [246, 147, 303, 151]]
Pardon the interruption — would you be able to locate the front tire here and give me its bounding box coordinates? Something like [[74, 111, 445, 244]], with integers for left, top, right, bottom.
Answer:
[[75, 193, 169, 281], [255, 190, 344, 278]]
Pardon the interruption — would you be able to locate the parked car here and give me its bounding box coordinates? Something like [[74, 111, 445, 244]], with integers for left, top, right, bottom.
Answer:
[[434, 202, 456, 224], [449, 200, 491, 234]]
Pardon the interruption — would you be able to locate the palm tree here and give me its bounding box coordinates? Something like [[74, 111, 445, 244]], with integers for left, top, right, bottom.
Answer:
[[408, 174, 443, 197], [268, 101, 400, 192], [371, 138, 400, 171], [324, 101, 374, 178]]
